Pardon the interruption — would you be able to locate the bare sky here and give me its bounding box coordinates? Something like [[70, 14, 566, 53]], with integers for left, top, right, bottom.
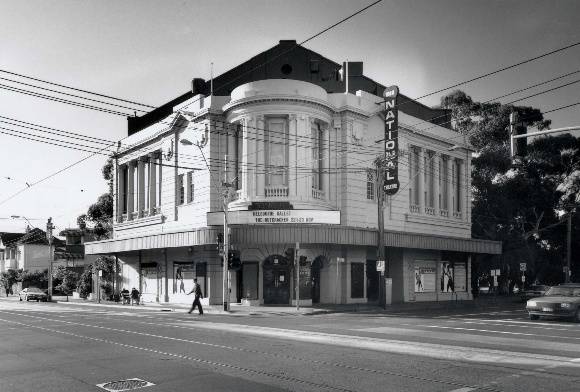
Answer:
[[1, 0, 579, 233]]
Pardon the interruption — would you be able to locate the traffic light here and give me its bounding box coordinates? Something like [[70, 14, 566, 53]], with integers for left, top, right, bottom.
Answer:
[[509, 112, 527, 160], [216, 233, 224, 254], [284, 248, 295, 262], [228, 250, 241, 271]]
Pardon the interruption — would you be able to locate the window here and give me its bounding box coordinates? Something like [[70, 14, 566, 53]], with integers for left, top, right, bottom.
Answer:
[[122, 165, 128, 214], [265, 117, 288, 186], [366, 168, 375, 200], [235, 123, 242, 191], [455, 159, 462, 212], [312, 121, 323, 191], [351, 263, 364, 298], [441, 156, 448, 210], [187, 172, 194, 203], [177, 174, 185, 205], [410, 147, 420, 205], [426, 151, 435, 208]]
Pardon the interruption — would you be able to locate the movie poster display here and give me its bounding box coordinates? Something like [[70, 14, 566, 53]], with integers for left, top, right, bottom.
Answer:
[[173, 262, 195, 294], [414, 265, 436, 293], [454, 262, 467, 292], [440, 261, 455, 292]]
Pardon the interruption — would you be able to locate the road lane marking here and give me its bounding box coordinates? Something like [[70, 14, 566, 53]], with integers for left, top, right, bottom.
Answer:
[[406, 324, 580, 340], [1, 309, 579, 371], [448, 388, 476, 392], [445, 320, 580, 333], [0, 314, 499, 392], [444, 318, 580, 329]]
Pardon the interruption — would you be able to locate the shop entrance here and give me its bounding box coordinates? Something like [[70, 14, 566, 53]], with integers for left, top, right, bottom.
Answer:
[[263, 255, 291, 305], [311, 256, 324, 304], [366, 259, 379, 302]]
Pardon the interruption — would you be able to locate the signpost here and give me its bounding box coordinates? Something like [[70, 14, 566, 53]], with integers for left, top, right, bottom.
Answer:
[[376, 260, 385, 272]]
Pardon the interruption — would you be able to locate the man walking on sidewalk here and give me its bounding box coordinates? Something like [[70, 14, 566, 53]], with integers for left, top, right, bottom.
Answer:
[[187, 278, 204, 315]]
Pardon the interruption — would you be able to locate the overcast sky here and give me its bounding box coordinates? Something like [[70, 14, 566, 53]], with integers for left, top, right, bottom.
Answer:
[[1, 0, 579, 233]]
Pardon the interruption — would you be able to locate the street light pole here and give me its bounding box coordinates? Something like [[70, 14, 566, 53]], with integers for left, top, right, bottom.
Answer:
[[223, 154, 231, 312], [46, 217, 54, 301], [566, 212, 572, 283]]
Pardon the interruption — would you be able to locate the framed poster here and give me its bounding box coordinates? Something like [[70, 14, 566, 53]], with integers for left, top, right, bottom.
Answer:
[[454, 262, 467, 292], [173, 262, 195, 294], [414, 266, 436, 293], [440, 261, 455, 293]]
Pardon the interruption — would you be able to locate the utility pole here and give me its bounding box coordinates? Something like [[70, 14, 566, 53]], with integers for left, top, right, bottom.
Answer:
[[376, 161, 386, 308], [566, 212, 572, 283], [295, 242, 300, 311], [46, 217, 54, 302], [223, 154, 231, 312]]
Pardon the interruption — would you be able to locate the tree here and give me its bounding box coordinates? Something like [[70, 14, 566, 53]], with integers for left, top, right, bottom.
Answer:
[[0, 269, 23, 295], [77, 264, 93, 299], [440, 90, 578, 284], [79, 158, 114, 239], [53, 266, 79, 295]]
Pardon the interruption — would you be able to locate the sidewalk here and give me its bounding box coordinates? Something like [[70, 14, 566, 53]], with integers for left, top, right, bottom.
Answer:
[[1, 294, 523, 316]]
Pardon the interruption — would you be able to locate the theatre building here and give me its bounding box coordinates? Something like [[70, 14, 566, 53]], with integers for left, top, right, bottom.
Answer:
[[86, 40, 501, 306]]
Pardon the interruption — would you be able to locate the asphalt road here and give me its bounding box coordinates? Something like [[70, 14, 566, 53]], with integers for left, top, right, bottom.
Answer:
[[1, 298, 579, 392]]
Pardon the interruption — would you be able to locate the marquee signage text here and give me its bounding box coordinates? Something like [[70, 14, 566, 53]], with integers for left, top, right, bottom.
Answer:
[[383, 85, 400, 195], [207, 210, 341, 226]]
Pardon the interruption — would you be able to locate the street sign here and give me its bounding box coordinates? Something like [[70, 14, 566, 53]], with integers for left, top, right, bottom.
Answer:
[[376, 260, 385, 272], [336, 257, 345, 263], [491, 269, 500, 276], [520, 263, 527, 272], [98, 270, 102, 277]]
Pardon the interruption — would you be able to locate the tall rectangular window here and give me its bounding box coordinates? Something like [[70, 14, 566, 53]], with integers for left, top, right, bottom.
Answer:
[[312, 121, 323, 191], [441, 156, 448, 210], [411, 147, 420, 205], [187, 172, 194, 203], [265, 117, 288, 186], [455, 159, 462, 212], [122, 166, 128, 214], [235, 124, 242, 191], [366, 168, 375, 200], [426, 151, 434, 208], [177, 174, 185, 205]]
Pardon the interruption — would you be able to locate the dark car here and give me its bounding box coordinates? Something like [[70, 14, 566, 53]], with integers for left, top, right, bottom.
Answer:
[[520, 284, 550, 302], [18, 287, 48, 302], [526, 283, 580, 322]]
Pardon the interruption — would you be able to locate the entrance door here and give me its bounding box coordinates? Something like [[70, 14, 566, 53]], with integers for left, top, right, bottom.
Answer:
[[311, 256, 324, 304], [263, 255, 291, 305], [366, 259, 379, 302]]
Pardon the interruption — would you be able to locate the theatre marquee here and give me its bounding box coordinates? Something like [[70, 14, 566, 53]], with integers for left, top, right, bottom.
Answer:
[[207, 210, 341, 226]]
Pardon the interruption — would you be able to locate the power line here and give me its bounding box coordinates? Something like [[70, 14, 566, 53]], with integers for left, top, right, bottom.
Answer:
[[0, 84, 131, 116], [0, 69, 155, 109], [0, 77, 149, 114], [378, 40, 580, 107]]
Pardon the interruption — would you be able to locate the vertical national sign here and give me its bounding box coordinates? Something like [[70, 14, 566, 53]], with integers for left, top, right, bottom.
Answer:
[[383, 85, 399, 195]]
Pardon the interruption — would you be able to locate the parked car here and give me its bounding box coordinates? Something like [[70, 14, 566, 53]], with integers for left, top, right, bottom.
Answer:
[[18, 287, 48, 302], [526, 283, 580, 322], [520, 284, 550, 302]]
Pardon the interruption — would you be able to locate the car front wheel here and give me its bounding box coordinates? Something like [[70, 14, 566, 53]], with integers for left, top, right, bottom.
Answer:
[[529, 314, 539, 320]]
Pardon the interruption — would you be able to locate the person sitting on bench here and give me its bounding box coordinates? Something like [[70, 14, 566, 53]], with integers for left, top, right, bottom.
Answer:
[[130, 287, 140, 305]]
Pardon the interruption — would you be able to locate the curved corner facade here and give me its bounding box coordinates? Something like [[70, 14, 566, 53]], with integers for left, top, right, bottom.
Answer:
[[86, 41, 501, 307]]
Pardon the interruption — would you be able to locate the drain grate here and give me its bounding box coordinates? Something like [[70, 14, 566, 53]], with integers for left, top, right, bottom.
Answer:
[[96, 378, 155, 392]]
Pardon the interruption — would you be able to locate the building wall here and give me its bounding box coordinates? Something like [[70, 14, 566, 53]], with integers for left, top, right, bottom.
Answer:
[[20, 244, 51, 272]]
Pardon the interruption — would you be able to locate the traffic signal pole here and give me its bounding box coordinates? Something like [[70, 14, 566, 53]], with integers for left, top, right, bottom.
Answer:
[[46, 217, 54, 302]]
